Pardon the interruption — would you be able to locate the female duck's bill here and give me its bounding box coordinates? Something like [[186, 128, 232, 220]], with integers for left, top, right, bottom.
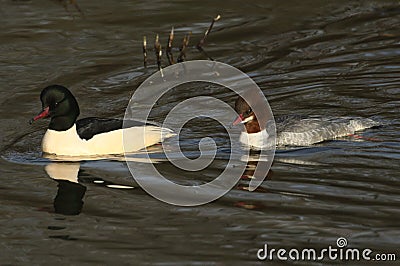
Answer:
[[31, 85, 175, 156]]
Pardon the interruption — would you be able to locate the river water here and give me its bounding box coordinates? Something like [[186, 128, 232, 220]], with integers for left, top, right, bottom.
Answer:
[[0, 0, 399, 264]]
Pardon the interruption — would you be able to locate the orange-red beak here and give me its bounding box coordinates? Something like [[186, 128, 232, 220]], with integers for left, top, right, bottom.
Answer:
[[30, 106, 50, 124], [232, 114, 244, 126]]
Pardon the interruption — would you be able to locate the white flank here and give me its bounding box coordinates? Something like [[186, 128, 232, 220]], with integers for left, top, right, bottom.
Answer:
[[42, 124, 175, 156]]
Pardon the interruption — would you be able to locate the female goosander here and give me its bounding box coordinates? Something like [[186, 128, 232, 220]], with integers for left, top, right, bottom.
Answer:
[[30, 85, 175, 156], [233, 96, 379, 148]]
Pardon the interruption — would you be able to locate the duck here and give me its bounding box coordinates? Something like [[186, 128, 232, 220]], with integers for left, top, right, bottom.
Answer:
[[30, 85, 175, 156], [233, 95, 379, 149]]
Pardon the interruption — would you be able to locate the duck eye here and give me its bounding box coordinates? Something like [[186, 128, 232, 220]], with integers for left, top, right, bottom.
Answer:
[[245, 108, 252, 115]]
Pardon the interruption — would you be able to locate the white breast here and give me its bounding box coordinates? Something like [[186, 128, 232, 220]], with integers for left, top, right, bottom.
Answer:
[[42, 124, 175, 156], [239, 129, 271, 149]]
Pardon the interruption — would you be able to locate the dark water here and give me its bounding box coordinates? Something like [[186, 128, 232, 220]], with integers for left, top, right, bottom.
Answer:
[[1, 0, 399, 264]]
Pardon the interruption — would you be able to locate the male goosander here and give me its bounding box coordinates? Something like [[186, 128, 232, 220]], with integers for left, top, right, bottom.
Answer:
[[233, 96, 379, 148], [30, 85, 175, 156]]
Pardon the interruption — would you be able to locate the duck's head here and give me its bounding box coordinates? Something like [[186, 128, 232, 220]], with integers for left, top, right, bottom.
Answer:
[[30, 85, 80, 131], [232, 96, 255, 125], [232, 94, 271, 134]]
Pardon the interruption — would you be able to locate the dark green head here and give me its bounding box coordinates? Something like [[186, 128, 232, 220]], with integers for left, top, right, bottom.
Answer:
[[30, 85, 80, 131]]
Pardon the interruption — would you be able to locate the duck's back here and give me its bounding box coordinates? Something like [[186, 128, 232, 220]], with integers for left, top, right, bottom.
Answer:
[[276, 115, 379, 146]]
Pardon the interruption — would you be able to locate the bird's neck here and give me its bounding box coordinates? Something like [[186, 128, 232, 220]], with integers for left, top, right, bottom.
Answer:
[[49, 116, 76, 131], [244, 117, 261, 134]]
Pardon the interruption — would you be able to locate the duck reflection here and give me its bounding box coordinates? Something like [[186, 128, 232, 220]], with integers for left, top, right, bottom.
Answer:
[[44, 160, 137, 215], [45, 163, 86, 215], [237, 152, 274, 188], [233, 150, 318, 211]]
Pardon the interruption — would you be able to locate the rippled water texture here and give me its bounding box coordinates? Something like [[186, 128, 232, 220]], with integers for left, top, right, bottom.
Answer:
[[0, 0, 399, 264]]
